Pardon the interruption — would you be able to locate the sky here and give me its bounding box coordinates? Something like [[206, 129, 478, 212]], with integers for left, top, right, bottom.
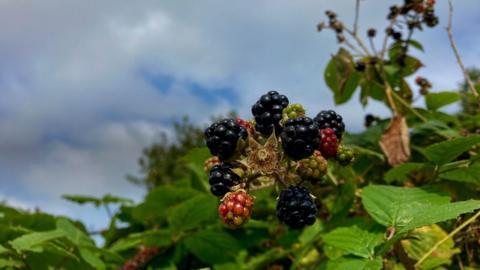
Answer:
[[0, 0, 479, 232]]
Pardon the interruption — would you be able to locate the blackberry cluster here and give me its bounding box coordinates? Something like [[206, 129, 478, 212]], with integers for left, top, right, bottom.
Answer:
[[280, 117, 320, 160], [208, 163, 241, 196], [314, 110, 345, 138], [276, 186, 317, 229], [251, 91, 289, 135], [205, 119, 248, 160], [203, 91, 353, 230]]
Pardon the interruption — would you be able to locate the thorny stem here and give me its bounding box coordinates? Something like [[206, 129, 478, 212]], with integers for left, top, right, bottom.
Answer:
[[447, 0, 479, 98], [380, 18, 398, 60], [391, 91, 428, 122], [344, 27, 371, 56], [383, 81, 399, 116], [368, 37, 378, 56], [415, 210, 480, 269], [353, 0, 361, 35]]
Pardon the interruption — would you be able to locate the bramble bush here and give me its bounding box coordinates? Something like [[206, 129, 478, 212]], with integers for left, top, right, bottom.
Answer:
[[1, 0, 480, 269]]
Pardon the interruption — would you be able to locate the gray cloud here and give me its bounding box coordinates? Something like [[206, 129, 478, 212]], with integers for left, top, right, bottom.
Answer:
[[0, 0, 479, 230]]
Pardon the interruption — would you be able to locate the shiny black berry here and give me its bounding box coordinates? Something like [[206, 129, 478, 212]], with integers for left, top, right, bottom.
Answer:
[[251, 91, 289, 135], [276, 186, 317, 229], [280, 117, 320, 160], [208, 163, 240, 196], [313, 110, 345, 139], [355, 61, 366, 72], [205, 119, 248, 160]]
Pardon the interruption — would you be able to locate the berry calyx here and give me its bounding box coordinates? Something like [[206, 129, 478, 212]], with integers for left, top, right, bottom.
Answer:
[[314, 110, 345, 139], [276, 186, 317, 229], [297, 150, 328, 180], [251, 91, 289, 135], [205, 118, 248, 160], [218, 190, 254, 227], [204, 156, 220, 173], [336, 145, 355, 166], [319, 128, 339, 159], [209, 163, 241, 196], [280, 117, 320, 161]]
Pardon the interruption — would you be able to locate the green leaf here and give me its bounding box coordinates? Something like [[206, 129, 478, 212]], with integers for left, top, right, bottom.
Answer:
[[56, 218, 94, 247], [79, 248, 106, 270], [440, 163, 480, 184], [182, 147, 211, 167], [424, 135, 480, 165], [322, 257, 383, 270], [9, 229, 66, 252], [425, 92, 461, 111], [408, 39, 424, 51], [0, 258, 24, 268], [401, 224, 459, 270], [184, 229, 242, 264], [362, 185, 480, 234], [0, 244, 8, 254], [167, 194, 217, 232], [131, 186, 201, 225], [384, 163, 427, 183], [324, 48, 361, 104], [62, 195, 102, 207], [322, 225, 383, 259], [62, 194, 133, 207], [110, 230, 171, 252]]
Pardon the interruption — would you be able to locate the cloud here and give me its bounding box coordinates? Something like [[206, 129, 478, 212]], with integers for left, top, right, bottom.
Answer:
[[0, 0, 479, 230]]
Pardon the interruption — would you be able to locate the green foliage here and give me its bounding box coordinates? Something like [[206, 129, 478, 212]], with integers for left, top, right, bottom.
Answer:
[[2, 1, 480, 269], [324, 48, 361, 105], [425, 91, 461, 111]]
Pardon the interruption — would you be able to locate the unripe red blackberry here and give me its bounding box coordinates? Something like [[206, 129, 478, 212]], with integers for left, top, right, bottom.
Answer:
[[313, 110, 345, 139], [236, 117, 255, 136], [297, 150, 327, 180], [276, 186, 317, 229], [218, 190, 254, 227], [205, 119, 248, 160], [280, 117, 320, 160], [336, 145, 355, 166], [319, 128, 339, 159], [204, 156, 220, 173], [209, 163, 241, 196], [251, 91, 289, 135]]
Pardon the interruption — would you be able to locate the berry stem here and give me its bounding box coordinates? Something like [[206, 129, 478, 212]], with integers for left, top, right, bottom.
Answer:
[[446, 0, 479, 99], [415, 210, 480, 268]]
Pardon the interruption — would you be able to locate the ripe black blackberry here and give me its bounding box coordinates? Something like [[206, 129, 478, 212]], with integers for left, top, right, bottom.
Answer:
[[280, 117, 320, 160], [355, 61, 366, 72], [208, 163, 241, 196], [276, 186, 317, 229], [313, 110, 345, 139], [251, 91, 289, 135], [205, 119, 248, 160]]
